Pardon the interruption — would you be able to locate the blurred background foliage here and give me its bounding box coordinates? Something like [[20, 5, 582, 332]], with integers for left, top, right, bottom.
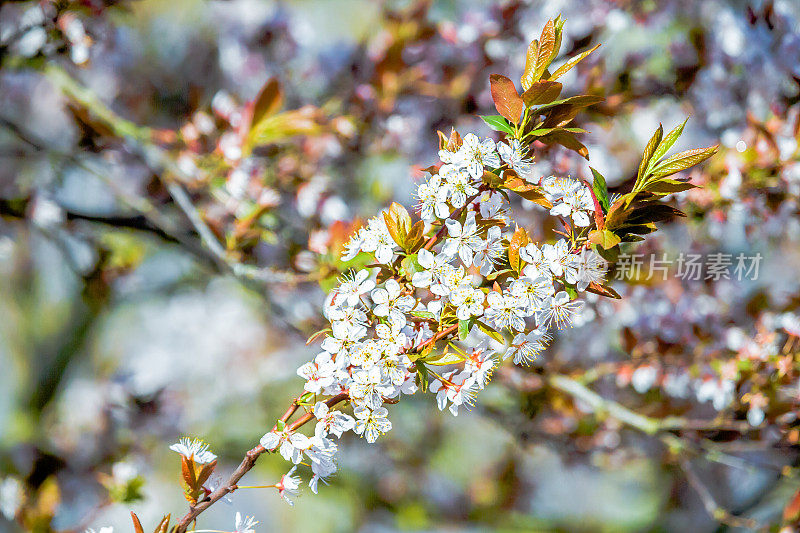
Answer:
[[1, 0, 800, 531]]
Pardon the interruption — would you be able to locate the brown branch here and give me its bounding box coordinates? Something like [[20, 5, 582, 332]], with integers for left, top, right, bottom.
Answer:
[[175, 185, 483, 530], [173, 392, 349, 532], [422, 191, 482, 250]]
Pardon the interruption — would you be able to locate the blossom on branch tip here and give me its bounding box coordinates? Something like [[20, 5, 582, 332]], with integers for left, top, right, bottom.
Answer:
[[169, 438, 217, 464], [274, 467, 301, 505], [457, 133, 500, 178], [503, 329, 551, 365], [234, 512, 259, 533], [498, 139, 533, 180]]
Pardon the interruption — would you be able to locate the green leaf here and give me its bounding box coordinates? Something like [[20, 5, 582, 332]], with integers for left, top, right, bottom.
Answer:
[[403, 220, 427, 252], [549, 15, 566, 65], [424, 348, 467, 366], [590, 167, 609, 212], [382, 202, 412, 247], [251, 77, 283, 130], [528, 126, 587, 137], [533, 19, 556, 82], [416, 362, 429, 392], [625, 204, 685, 225], [155, 515, 171, 533], [585, 282, 622, 299], [637, 124, 663, 182], [131, 513, 145, 533], [486, 268, 513, 281], [533, 94, 604, 114], [595, 245, 619, 263], [480, 115, 515, 135], [409, 310, 436, 320], [538, 130, 589, 159], [502, 173, 551, 207], [521, 38, 539, 91], [646, 179, 697, 195], [649, 117, 689, 168], [650, 145, 719, 178], [476, 320, 505, 344], [549, 44, 601, 80], [458, 319, 472, 340], [588, 229, 620, 249]]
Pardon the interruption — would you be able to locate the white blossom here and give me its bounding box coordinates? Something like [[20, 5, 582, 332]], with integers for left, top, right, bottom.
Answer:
[[350, 367, 393, 409], [371, 279, 415, 327], [411, 248, 451, 289], [169, 438, 217, 464], [498, 139, 533, 179], [576, 249, 607, 291], [360, 217, 399, 263], [332, 269, 375, 308], [472, 225, 505, 275], [260, 429, 310, 464], [297, 352, 337, 394], [443, 213, 483, 265], [503, 329, 550, 365], [457, 133, 500, 178], [234, 512, 259, 533], [430, 371, 479, 416], [313, 402, 355, 438], [450, 285, 486, 320], [354, 406, 392, 443], [442, 165, 479, 208], [536, 291, 582, 330], [275, 466, 301, 505], [485, 291, 526, 331], [464, 343, 496, 386], [416, 175, 451, 222]]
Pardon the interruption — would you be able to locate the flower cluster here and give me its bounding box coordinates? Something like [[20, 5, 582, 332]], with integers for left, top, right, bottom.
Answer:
[[146, 17, 717, 532], [256, 129, 612, 499]]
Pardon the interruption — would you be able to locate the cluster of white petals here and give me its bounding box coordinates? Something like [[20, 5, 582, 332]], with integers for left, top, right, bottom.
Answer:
[[258, 130, 608, 502]]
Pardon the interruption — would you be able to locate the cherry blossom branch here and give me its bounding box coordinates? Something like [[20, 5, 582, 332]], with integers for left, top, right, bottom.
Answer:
[[173, 393, 349, 533]]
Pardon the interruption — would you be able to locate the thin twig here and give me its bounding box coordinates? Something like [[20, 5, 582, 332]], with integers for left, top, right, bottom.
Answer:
[[679, 458, 763, 530], [43, 65, 308, 286]]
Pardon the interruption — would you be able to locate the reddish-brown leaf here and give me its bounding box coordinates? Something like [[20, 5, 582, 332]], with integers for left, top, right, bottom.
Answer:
[[251, 77, 283, 128], [521, 81, 563, 107], [131, 512, 145, 533], [489, 75, 524, 125], [586, 282, 622, 299], [533, 19, 556, 81]]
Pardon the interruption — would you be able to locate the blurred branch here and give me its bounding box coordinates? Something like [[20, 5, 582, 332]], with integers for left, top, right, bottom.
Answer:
[[548, 375, 756, 434], [679, 457, 764, 530], [43, 65, 312, 286], [0, 117, 215, 259]]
